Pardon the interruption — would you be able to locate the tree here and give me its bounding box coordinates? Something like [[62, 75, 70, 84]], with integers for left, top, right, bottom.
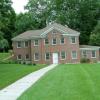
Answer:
[[0, 0, 16, 49], [26, 0, 100, 44], [89, 21, 100, 46]]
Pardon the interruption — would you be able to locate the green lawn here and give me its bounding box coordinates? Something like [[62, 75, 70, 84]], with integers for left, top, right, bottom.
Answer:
[[0, 64, 46, 89], [18, 64, 100, 100], [0, 53, 10, 61]]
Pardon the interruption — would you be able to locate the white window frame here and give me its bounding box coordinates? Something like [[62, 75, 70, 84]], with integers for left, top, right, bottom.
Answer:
[[24, 41, 29, 47], [34, 53, 39, 61], [45, 53, 50, 60], [91, 50, 96, 58], [17, 55, 22, 60], [44, 38, 49, 45], [34, 39, 39, 46], [71, 51, 77, 59], [60, 37, 65, 44], [25, 54, 29, 60], [60, 51, 66, 60], [82, 50, 87, 58], [70, 36, 76, 44], [52, 38, 57, 45], [17, 41, 22, 48]]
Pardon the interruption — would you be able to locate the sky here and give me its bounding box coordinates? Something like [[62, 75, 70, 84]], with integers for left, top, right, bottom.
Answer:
[[11, 0, 29, 14]]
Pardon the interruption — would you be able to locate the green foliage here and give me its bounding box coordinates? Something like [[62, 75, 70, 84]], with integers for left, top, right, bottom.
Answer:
[[89, 21, 100, 46], [80, 58, 90, 63]]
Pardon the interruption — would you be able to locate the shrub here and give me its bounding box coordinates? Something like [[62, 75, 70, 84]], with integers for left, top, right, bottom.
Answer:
[[80, 58, 90, 63]]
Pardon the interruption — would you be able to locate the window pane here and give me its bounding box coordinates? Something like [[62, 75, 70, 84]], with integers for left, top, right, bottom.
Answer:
[[46, 53, 50, 60], [18, 54, 21, 60], [25, 41, 28, 47], [61, 38, 64, 44], [17, 41, 21, 47], [72, 51, 77, 59], [34, 40, 39, 46], [45, 39, 49, 44], [26, 54, 29, 59], [34, 53, 39, 60], [61, 51, 66, 59], [71, 37, 76, 43], [82, 50, 87, 58], [92, 50, 96, 58], [53, 38, 56, 45]]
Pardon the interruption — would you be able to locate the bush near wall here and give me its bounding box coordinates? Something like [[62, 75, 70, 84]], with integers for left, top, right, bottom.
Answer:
[[80, 58, 90, 63]]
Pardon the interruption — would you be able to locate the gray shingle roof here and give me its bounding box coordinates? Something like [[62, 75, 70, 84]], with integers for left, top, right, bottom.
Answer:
[[12, 23, 80, 41]]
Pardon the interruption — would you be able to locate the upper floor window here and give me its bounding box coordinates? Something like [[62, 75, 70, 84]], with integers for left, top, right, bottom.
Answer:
[[82, 50, 87, 58], [60, 51, 66, 60], [34, 40, 39, 46], [25, 54, 29, 60], [91, 50, 96, 58], [52, 30, 57, 34], [45, 53, 50, 60], [44, 38, 49, 45], [60, 37, 65, 44], [17, 54, 22, 60], [24, 41, 29, 47], [34, 53, 39, 61], [72, 51, 77, 59], [70, 36, 76, 44], [17, 41, 21, 48], [52, 38, 57, 45]]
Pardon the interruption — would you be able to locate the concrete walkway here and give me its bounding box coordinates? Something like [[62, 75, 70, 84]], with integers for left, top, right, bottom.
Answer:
[[0, 64, 57, 100]]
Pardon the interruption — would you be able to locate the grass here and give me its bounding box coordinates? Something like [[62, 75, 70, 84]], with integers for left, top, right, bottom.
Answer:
[[18, 64, 100, 100], [0, 53, 10, 61], [0, 64, 46, 89]]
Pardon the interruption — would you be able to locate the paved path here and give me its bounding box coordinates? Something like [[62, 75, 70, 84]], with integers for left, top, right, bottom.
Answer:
[[0, 64, 57, 100]]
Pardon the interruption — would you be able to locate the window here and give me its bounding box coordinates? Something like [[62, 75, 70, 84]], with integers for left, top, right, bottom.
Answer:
[[52, 38, 57, 45], [17, 41, 21, 48], [25, 54, 29, 60], [44, 38, 49, 45], [61, 51, 66, 60], [71, 36, 76, 43], [24, 41, 29, 47], [72, 51, 77, 59], [17, 54, 22, 60], [91, 50, 96, 58], [60, 37, 65, 44], [82, 50, 87, 58], [52, 30, 57, 34], [34, 53, 39, 61], [45, 53, 50, 60], [34, 40, 39, 46]]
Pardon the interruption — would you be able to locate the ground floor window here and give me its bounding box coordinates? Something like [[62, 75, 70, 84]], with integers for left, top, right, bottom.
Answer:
[[91, 50, 96, 58], [17, 54, 22, 60], [45, 53, 50, 60], [60, 51, 66, 60], [82, 50, 87, 58], [34, 53, 39, 61], [25, 54, 29, 60], [72, 51, 77, 59]]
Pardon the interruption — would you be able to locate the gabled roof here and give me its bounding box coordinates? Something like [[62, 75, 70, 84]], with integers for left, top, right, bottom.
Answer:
[[80, 45, 100, 50], [12, 23, 80, 41]]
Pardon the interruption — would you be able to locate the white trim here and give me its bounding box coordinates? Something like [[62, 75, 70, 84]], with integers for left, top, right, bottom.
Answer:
[[71, 51, 77, 59], [82, 50, 87, 58], [80, 48, 99, 50], [34, 53, 39, 61], [91, 50, 96, 58], [34, 39, 39, 46], [60, 51, 66, 60], [41, 27, 80, 37]]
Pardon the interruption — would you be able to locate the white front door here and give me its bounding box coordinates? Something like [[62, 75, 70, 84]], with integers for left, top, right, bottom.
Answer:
[[53, 53, 58, 64]]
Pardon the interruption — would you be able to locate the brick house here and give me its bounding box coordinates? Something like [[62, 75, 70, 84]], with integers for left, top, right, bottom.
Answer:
[[12, 23, 100, 64]]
